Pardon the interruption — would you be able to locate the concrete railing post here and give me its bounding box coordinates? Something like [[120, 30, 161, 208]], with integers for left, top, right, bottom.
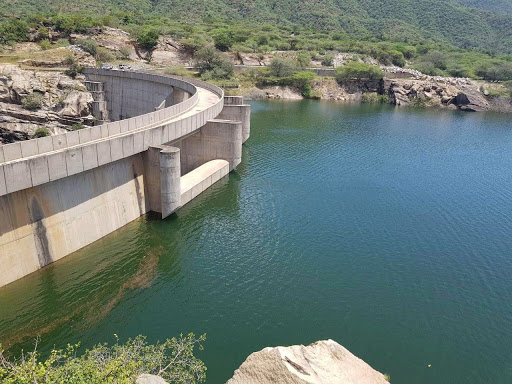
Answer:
[[160, 147, 181, 219]]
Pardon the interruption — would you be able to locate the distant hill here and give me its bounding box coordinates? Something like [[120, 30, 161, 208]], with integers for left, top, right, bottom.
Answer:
[[2, 0, 512, 53]]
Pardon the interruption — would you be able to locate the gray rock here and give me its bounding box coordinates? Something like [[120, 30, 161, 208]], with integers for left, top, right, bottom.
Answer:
[[227, 339, 390, 384], [135, 374, 169, 384]]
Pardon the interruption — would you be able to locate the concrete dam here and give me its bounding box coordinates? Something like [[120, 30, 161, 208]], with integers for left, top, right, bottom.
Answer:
[[0, 69, 251, 288]]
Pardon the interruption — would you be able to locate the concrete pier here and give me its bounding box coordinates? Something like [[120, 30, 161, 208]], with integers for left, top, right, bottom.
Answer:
[[0, 69, 251, 287]]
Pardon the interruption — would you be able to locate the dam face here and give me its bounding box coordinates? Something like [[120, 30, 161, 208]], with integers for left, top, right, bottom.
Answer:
[[0, 69, 250, 288]]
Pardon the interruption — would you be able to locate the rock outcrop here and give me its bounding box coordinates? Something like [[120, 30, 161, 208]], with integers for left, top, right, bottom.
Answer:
[[227, 340, 389, 384], [135, 374, 169, 384], [385, 77, 489, 111], [0, 64, 94, 141]]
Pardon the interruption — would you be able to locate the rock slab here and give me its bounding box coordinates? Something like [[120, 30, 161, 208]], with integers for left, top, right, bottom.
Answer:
[[227, 339, 389, 384]]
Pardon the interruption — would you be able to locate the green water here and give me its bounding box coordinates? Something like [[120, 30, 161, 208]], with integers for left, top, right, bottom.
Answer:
[[1, 101, 512, 384]]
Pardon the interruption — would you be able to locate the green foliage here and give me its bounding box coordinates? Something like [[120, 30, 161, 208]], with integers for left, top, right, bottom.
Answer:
[[39, 40, 52, 50], [269, 58, 295, 77], [0, 19, 29, 46], [361, 93, 388, 103], [21, 93, 44, 111], [71, 123, 85, 130], [118, 45, 132, 59], [33, 127, 51, 138], [0, 334, 206, 384], [335, 62, 384, 82], [296, 52, 311, 68], [321, 54, 334, 67], [37, 26, 50, 41], [96, 47, 114, 62], [475, 62, 512, 81], [213, 31, 234, 51], [76, 38, 98, 56], [137, 29, 160, 51], [64, 64, 83, 79], [194, 46, 234, 79]]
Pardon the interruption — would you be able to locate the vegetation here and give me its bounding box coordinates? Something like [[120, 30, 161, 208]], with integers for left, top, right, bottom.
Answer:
[[21, 93, 44, 111], [33, 127, 51, 138], [335, 62, 384, 82], [194, 46, 234, 80], [0, 333, 206, 384], [71, 123, 86, 130]]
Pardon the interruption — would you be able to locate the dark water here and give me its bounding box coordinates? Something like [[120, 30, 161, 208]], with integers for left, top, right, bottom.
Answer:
[[1, 101, 512, 384]]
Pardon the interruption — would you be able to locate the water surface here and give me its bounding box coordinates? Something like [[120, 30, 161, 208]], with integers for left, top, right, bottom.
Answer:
[[1, 101, 512, 384]]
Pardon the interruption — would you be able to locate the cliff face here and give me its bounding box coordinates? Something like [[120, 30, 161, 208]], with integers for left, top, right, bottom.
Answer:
[[227, 340, 389, 384], [0, 65, 94, 141]]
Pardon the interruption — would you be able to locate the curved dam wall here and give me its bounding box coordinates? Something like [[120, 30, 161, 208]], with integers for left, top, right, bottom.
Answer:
[[0, 70, 251, 288]]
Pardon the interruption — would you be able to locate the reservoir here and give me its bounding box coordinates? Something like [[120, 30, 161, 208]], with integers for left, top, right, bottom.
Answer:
[[1, 100, 512, 384]]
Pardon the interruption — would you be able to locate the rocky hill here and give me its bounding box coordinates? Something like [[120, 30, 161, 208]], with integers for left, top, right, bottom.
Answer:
[[2, 0, 512, 54]]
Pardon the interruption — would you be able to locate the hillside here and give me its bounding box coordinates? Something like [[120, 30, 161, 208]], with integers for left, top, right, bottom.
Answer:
[[1, 0, 512, 53]]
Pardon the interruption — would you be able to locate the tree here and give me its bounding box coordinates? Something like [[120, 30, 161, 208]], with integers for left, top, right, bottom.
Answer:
[[269, 58, 295, 77], [213, 32, 233, 51], [0, 19, 29, 46], [137, 29, 159, 51], [296, 52, 311, 68], [194, 46, 234, 80], [321, 54, 335, 67], [335, 62, 384, 82], [76, 38, 98, 56]]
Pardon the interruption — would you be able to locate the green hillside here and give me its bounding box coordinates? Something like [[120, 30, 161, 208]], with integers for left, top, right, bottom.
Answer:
[[1, 0, 512, 53]]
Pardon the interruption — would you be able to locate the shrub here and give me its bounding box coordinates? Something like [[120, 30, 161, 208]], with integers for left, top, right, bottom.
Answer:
[[137, 29, 159, 51], [296, 51, 311, 68], [33, 127, 51, 138], [213, 32, 234, 51], [194, 46, 234, 79], [39, 39, 51, 50], [76, 38, 98, 56], [64, 64, 83, 79], [37, 26, 50, 41], [0, 19, 29, 46], [21, 93, 44, 110], [475, 62, 512, 81], [335, 62, 384, 82], [71, 123, 85, 130], [0, 333, 206, 384], [269, 58, 295, 77], [118, 45, 131, 59], [321, 54, 334, 67], [361, 93, 388, 103], [96, 47, 114, 62]]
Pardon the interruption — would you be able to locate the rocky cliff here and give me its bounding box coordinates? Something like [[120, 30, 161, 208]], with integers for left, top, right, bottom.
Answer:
[[0, 64, 94, 142]]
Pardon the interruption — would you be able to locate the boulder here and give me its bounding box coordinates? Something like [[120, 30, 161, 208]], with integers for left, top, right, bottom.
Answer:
[[227, 340, 389, 384], [135, 374, 168, 384], [60, 90, 93, 117], [451, 89, 489, 111]]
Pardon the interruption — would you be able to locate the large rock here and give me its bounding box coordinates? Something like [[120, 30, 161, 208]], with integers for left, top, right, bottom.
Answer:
[[451, 89, 489, 112], [135, 374, 168, 384], [227, 340, 389, 384]]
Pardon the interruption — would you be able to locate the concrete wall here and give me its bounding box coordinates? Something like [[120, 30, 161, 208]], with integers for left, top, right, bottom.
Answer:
[[172, 119, 242, 175], [85, 72, 175, 121], [0, 71, 250, 288], [0, 155, 147, 287]]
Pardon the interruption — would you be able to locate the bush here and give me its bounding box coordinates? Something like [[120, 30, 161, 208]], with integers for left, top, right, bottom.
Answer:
[[33, 127, 51, 138], [76, 38, 98, 56], [0, 19, 29, 46], [335, 62, 384, 82], [0, 333, 206, 384], [137, 29, 159, 51], [64, 64, 83, 79], [213, 32, 234, 51], [39, 39, 51, 50], [475, 62, 512, 81], [71, 123, 85, 130], [194, 46, 234, 79], [296, 51, 311, 68], [96, 47, 114, 62], [118, 45, 131, 59], [37, 26, 50, 41], [361, 93, 388, 103], [321, 54, 334, 67], [269, 58, 295, 77], [21, 93, 44, 110]]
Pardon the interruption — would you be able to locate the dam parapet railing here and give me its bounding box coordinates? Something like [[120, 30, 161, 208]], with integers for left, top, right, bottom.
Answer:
[[0, 69, 224, 197]]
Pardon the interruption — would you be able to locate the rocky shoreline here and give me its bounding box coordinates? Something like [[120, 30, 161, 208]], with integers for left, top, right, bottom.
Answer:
[[240, 74, 510, 113]]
